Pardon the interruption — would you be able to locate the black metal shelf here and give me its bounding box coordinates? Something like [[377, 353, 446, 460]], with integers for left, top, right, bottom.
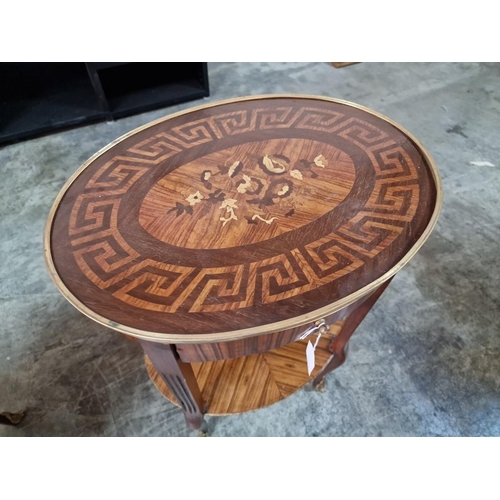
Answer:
[[0, 63, 105, 144], [0, 62, 209, 145], [96, 63, 207, 117]]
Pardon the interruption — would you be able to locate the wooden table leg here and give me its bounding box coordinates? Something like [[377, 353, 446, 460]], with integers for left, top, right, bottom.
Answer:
[[139, 340, 206, 430], [312, 278, 393, 389]]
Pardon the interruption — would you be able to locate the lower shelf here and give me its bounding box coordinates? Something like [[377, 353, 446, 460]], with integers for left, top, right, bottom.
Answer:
[[145, 320, 343, 415]]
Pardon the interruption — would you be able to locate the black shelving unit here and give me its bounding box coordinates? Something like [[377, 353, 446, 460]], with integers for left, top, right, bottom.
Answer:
[[0, 62, 209, 145]]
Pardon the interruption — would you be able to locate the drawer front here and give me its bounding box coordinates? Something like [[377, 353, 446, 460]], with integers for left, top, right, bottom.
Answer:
[[176, 324, 307, 363]]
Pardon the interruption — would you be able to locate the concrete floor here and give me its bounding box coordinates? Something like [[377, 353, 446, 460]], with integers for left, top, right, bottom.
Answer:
[[1, 62, 499, 436]]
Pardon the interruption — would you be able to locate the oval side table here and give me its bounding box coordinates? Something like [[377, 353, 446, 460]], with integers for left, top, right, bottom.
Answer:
[[44, 95, 442, 432]]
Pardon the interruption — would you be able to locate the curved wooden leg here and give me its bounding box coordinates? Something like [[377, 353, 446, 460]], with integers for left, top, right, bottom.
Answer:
[[140, 340, 206, 430], [312, 278, 392, 388]]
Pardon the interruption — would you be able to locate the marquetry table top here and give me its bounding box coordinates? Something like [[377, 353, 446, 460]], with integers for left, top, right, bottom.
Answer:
[[45, 95, 442, 343]]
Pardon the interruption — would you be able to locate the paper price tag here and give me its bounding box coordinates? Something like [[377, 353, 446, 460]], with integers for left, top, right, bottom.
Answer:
[[306, 332, 323, 376], [306, 340, 315, 376]]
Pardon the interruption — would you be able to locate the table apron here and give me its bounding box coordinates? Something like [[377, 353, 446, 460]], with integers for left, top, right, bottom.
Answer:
[[175, 287, 378, 363]]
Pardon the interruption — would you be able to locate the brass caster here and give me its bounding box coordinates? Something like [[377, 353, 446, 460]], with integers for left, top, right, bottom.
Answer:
[[314, 377, 327, 393], [198, 429, 209, 437]]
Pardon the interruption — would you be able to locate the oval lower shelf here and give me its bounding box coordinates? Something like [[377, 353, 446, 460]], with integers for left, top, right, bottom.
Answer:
[[145, 320, 343, 415]]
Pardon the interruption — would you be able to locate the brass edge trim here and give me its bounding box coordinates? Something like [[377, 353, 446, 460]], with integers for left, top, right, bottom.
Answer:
[[44, 94, 443, 344]]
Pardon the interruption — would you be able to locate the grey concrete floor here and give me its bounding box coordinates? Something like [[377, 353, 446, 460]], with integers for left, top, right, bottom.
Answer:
[[1, 62, 499, 437]]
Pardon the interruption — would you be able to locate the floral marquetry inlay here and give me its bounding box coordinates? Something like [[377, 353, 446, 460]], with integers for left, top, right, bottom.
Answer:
[[139, 138, 356, 249]]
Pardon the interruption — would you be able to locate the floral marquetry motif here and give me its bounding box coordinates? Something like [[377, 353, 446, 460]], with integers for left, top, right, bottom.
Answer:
[[139, 138, 355, 249], [46, 96, 441, 342]]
